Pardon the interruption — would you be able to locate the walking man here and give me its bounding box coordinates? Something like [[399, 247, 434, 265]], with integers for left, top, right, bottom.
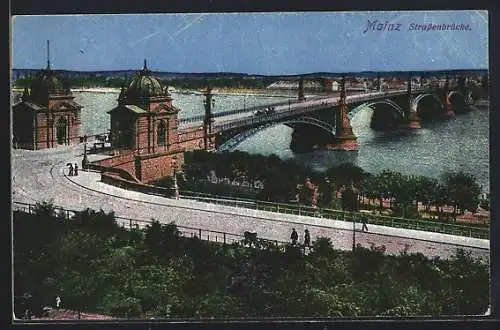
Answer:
[[290, 228, 298, 246], [361, 216, 368, 232], [304, 229, 311, 250], [74, 163, 79, 176], [55, 296, 61, 310], [68, 163, 74, 176]]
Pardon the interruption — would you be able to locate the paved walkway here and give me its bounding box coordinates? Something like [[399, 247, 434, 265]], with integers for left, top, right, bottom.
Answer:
[[12, 143, 490, 261]]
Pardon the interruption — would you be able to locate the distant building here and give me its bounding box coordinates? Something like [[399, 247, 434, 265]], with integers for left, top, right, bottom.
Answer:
[[12, 63, 82, 150], [267, 80, 322, 90]]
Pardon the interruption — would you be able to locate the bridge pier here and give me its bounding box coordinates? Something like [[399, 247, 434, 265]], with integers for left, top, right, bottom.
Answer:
[[399, 72, 421, 129], [327, 76, 358, 151], [400, 111, 421, 129]]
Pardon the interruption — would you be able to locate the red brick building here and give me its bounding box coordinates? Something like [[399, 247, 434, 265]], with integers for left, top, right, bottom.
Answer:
[[106, 60, 186, 183], [12, 65, 82, 150]]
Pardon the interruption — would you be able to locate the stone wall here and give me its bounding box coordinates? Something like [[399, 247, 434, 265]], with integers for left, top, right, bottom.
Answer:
[[88, 152, 139, 182], [101, 172, 175, 197], [178, 126, 205, 151], [135, 151, 184, 183], [89, 150, 186, 184]]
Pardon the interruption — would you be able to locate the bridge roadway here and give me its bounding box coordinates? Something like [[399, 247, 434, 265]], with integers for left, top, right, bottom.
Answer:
[[11, 142, 489, 262], [179, 88, 429, 131]]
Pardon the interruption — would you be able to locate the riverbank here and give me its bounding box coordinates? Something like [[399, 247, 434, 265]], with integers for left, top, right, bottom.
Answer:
[[71, 87, 121, 93], [12, 86, 317, 98], [177, 87, 299, 98]]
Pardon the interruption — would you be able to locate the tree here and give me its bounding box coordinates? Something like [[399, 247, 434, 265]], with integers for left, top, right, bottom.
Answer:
[[414, 176, 439, 212], [359, 172, 378, 208], [391, 174, 417, 218], [375, 170, 400, 210], [441, 172, 481, 221], [325, 163, 366, 191], [340, 185, 359, 212]]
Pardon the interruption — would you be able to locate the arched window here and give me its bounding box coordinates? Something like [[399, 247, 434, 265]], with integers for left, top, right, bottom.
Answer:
[[157, 120, 166, 146]]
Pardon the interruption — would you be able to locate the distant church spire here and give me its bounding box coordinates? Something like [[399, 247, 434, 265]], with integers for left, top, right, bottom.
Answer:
[[143, 59, 148, 71], [46, 40, 51, 70]]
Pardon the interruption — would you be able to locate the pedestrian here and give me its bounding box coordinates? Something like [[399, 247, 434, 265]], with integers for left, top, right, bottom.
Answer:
[[361, 216, 368, 232], [68, 163, 74, 176], [290, 228, 298, 245], [304, 229, 310, 249], [55, 296, 61, 309], [74, 163, 79, 176]]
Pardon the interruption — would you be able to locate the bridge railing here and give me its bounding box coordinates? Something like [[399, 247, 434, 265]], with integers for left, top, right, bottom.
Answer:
[[178, 99, 306, 126], [213, 89, 431, 132], [11, 201, 288, 248], [179, 88, 431, 128], [177, 191, 489, 239]]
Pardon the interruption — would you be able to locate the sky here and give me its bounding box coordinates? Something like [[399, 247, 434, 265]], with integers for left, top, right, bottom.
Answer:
[[11, 11, 489, 75]]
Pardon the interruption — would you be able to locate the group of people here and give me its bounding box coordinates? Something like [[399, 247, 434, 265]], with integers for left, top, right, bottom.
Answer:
[[290, 220, 369, 248], [290, 228, 310, 248], [67, 163, 79, 176]]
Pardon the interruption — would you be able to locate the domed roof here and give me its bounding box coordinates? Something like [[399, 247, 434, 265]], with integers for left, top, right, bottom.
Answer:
[[30, 68, 69, 95], [126, 60, 165, 98]]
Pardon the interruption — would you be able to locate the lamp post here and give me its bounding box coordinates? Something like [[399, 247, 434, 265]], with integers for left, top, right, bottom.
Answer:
[[352, 209, 356, 252], [171, 156, 179, 199], [203, 87, 216, 150], [82, 135, 88, 170]]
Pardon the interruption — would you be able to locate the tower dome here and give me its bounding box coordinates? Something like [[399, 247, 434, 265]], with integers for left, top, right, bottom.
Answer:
[[30, 68, 68, 95], [126, 60, 165, 99]]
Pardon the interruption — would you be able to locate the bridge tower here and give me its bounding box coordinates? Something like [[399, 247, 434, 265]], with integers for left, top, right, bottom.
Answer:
[[327, 76, 358, 151], [402, 72, 421, 129], [298, 77, 305, 102], [442, 75, 454, 116], [203, 86, 216, 151]]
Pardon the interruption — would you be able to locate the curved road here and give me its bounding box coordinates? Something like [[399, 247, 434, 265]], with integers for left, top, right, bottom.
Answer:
[[12, 143, 489, 261]]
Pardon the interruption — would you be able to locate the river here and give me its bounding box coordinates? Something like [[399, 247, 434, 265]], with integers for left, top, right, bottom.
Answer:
[[72, 91, 490, 193]]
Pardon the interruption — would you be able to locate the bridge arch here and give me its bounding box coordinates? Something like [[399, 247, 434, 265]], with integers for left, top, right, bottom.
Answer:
[[217, 116, 335, 152], [447, 90, 468, 113], [347, 99, 406, 121], [448, 90, 467, 104], [411, 93, 444, 119], [411, 93, 443, 111]]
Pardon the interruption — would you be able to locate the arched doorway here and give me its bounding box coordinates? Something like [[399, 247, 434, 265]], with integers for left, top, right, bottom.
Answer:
[[56, 117, 67, 145]]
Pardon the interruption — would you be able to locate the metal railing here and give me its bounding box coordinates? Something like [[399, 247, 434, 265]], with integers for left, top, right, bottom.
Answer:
[[12, 201, 288, 248], [177, 190, 489, 239], [211, 89, 431, 133]]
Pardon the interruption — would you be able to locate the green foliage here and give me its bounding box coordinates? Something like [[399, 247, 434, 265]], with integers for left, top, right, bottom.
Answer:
[[164, 151, 487, 228], [441, 171, 481, 221], [340, 186, 359, 212], [13, 204, 489, 318]]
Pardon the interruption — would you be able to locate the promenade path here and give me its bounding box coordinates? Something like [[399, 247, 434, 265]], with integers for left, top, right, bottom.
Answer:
[[12, 143, 490, 261]]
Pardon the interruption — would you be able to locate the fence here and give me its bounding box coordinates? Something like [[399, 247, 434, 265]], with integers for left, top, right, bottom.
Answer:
[[178, 190, 490, 239], [12, 201, 288, 248]]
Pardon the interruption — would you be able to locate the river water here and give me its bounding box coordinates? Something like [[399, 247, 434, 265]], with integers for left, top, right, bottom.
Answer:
[[72, 91, 490, 193]]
